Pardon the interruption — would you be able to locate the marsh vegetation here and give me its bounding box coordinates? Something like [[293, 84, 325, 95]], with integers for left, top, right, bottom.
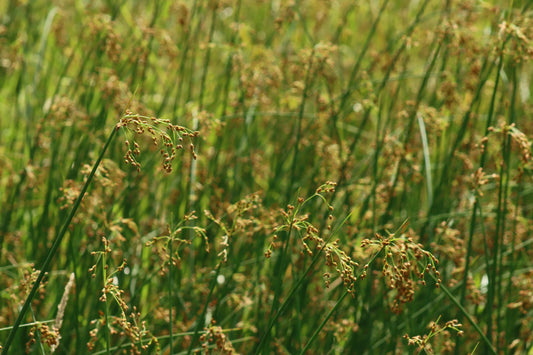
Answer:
[[0, 1, 532, 354]]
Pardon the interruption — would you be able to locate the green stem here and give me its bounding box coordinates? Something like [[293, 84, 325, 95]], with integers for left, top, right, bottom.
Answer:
[[254, 210, 354, 354], [299, 249, 383, 354], [1, 124, 119, 354], [435, 278, 496, 354], [287, 46, 315, 199], [168, 235, 174, 354], [186, 263, 222, 355], [103, 253, 111, 355]]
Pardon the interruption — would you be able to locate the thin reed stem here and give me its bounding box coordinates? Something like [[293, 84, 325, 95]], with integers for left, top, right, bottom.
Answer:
[[1, 124, 118, 354]]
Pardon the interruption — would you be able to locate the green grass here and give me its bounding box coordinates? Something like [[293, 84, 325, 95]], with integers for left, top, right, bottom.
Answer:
[[1, 0, 532, 354]]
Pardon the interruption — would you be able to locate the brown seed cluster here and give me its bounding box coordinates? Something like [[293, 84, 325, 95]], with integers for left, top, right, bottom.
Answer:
[[470, 167, 499, 199], [199, 321, 237, 355], [87, 236, 159, 353], [26, 323, 60, 354], [404, 317, 463, 354], [361, 223, 440, 314], [266, 182, 363, 296], [488, 122, 533, 179], [145, 211, 208, 275], [117, 112, 199, 173], [87, 14, 123, 63], [323, 239, 359, 296], [204, 192, 264, 265]]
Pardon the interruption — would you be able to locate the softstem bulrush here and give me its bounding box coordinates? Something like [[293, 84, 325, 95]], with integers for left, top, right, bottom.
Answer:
[[1, 114, 196, 354]]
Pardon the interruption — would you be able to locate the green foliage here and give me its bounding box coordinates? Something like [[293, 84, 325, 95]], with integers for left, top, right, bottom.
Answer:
[[1, 0, 532, 354]]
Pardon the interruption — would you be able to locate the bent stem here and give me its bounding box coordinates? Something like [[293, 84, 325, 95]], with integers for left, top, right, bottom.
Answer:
[[427, 264, 496, 354], [299, 249, 383, 355], [1, 124, 119, 355], [254, 209, 354, 354]]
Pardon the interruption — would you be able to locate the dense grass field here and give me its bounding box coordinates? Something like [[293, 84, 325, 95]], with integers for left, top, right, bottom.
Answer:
[[1, 0, 532, 354]]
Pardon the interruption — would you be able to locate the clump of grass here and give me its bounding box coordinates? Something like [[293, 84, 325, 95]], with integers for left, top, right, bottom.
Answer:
[[118, 112, 199, 173], [404, 316, 464, 354], [1, 0, 532, 354], [360, 220, 441, 314]]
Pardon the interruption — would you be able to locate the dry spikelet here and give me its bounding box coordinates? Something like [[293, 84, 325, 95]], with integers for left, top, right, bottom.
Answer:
[[50, 272, 75, 353]]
